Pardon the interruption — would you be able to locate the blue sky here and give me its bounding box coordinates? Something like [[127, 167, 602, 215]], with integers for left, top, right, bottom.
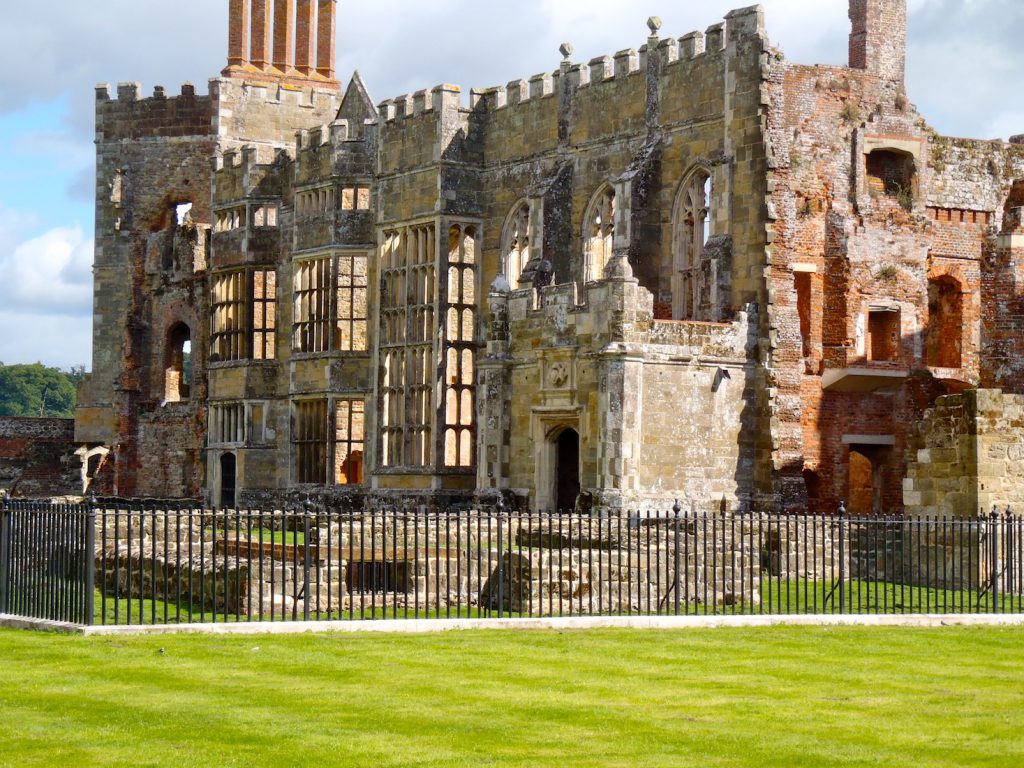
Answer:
[[0, 0, 1021, 370]]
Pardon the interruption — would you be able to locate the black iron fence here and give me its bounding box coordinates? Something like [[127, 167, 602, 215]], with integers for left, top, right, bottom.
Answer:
[[1, 497, 1022, 627]]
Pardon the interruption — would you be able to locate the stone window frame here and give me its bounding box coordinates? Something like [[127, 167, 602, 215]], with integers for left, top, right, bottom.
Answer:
[[380, 223, 438, 469], [292, 251, 369, 355], [291, 396, 367, 487], [334, 398, 366, 485], [670, 165, 713, 321], [211, 270, 248, 362], [252, 268, 278, 360], [209, 401, 247, 447], [444, 224, 478, 470], [582, 184, 616, 283], [210, 267, 278, 364], [500, 200, 532, 289]]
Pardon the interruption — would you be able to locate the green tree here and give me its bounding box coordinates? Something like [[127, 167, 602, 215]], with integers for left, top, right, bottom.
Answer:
[[0, 363, 80, 418]]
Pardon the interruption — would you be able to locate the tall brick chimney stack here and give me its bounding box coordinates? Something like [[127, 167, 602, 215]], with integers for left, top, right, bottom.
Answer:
[[849, 0, 906, 87], [223, 0, 339, 88]]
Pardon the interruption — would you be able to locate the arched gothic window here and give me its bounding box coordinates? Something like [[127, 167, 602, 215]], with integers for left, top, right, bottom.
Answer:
[[672, 170, 712, 320], [502, 201, 531, 289], [583, 186, 615, 283]]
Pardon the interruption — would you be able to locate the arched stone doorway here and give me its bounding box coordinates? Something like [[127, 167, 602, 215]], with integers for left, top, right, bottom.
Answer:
[[554, 428, 580, 512], [220, 453, 237, 509]]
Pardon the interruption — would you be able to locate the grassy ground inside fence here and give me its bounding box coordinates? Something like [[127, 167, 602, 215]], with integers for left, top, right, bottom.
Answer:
[[88, 577, 1023, 626], [1, 626, 1023, 767]]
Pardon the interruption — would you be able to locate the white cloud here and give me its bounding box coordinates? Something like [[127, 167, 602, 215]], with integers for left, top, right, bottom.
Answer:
[[0, 310, 91, 369], [0, 222, 92, 315]]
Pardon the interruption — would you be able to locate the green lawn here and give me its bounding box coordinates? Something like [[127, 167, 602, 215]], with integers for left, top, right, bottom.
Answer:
[[0, 626, 1022, 767], [88, 577, 1022, 627]]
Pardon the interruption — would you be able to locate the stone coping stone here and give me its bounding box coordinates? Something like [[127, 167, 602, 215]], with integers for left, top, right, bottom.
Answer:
[[3, 613, 1024, 636]]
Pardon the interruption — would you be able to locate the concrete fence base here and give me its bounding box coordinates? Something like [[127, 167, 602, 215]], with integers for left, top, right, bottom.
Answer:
[[3, 612, 1024, 637]]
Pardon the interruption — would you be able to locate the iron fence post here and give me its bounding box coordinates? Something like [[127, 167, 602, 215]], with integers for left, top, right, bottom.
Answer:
[[838, 501, 846, 614], [83, 498, 96, 626], [0, 494, 10, 615], [991, 509, 1000, 614], [303, 504, 312, 622], [673, 501, 682, 617], [1007, 507, 1015, 599], [496, 511, 504, 619]]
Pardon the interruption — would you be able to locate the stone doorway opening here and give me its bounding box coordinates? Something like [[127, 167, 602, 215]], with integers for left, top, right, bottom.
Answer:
[[554, 428, 580, 512], [847, 445, 890, 516], [220, 452, 237, 509]]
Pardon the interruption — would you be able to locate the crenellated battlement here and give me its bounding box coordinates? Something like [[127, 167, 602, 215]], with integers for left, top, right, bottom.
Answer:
[[95, 81, 215, 141], [376, 84, 466, 123], [369, 2, 764, 129], [415, 5, 767, 122]]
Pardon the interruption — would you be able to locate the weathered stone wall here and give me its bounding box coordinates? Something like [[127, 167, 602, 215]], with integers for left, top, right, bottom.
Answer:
[[76, 0, 1024, 515], [904, 389, 1024, 518], [0, 418, 79, 498], [764, 3, 1024, 517]]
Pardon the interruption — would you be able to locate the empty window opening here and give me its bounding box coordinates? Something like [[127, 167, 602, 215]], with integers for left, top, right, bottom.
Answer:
[[294, 399, 328, 485], [296, 187, 335, 218], [215, 206, 246, 233], [584, 186, 615, 283], [503, 201, 531, 288], [293, 258, 332, 353], [866, 149, 916, 206], [444, 225, 477, 469], [253, 268, 277, 360], [175, 202, 193, 226], [293, 255, 367, 354], [701, 176, 712, 245], [165, 323, 193, 403], [252, 205, 278, 227], [211, 271, 247, 362], [336, 254, 368, 352], [334, 399, 365, 485], [341, 186, 372, 211], [927, 277, 963, 368], [672, 169, 712, 320], [867, 307, 900, 362], [795, 272, 813, 358], [554, 428, 581, 513], [220, 453, 237, 509], [380, 224, 437, 468]]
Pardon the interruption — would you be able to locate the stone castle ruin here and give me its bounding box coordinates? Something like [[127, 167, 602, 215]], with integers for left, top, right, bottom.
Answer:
[[72, 0, 1024, 517]]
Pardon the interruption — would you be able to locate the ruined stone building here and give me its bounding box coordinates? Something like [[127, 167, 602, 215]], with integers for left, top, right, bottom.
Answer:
[[73, 0, 1024, 515]]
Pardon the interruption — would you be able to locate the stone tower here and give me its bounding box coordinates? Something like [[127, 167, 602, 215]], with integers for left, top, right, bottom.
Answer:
[[848, 0, 906, 87]]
